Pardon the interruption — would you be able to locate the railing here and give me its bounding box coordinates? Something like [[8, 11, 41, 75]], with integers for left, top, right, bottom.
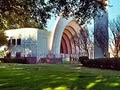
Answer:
[[39, 53, 82, 64]]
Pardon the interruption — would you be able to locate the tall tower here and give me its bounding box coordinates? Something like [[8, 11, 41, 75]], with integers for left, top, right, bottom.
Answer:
[[94, 0, 109, 58]]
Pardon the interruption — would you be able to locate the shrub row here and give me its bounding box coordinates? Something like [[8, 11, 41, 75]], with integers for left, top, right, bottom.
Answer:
[[0, 58, 27, 64], [79, 57, 120, 70], [40, 58, 62, 64]]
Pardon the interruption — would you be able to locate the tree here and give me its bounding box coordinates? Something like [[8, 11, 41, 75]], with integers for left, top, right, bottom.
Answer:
[[72, 25, 91, 58], [109, 16, 120, 57], [48, 0, 107, 24], [0, 10, 39, 30], [0, 0, 39, 30], [0, 0, 107, 30], [0, 0, 53, 30], [73, 22, 109, 59], [0, 30, 8, 46]]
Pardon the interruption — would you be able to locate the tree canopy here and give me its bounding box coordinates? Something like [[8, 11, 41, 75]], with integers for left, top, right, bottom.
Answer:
[[0, 0, 39, 30], [0, 30, 8, 46], [0, 0, 107, 30], [48, 0, 107, 24]]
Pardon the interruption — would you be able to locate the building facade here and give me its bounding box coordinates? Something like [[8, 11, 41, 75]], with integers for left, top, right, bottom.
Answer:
[[5, 28, 51, 63], [5, 15, 108, 63]]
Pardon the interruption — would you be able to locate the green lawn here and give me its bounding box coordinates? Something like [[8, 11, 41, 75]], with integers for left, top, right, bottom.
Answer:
[[0, 63, 120, 90]]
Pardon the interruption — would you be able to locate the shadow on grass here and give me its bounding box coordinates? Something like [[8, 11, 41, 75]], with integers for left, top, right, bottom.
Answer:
[[0, 63, 120, 90]]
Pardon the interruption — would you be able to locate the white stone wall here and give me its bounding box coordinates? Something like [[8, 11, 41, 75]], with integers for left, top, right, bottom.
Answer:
[[51, 17, 73, 54], [5, 28, 52, 62], [36, 30, 51, 62], [5, 28, 38, 58]]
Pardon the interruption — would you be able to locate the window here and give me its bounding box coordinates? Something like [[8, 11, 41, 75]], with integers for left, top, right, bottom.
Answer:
[[16, 52, 21, 58], [6, 52, 11, 58], [8, 39, 11, 46], [17, 39, 21, 45], [12, 39, 16, 45]]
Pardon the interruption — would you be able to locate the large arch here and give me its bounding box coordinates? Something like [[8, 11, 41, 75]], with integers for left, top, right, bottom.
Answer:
[[63, 26, 78, 54], [51, 16, 82, 55]]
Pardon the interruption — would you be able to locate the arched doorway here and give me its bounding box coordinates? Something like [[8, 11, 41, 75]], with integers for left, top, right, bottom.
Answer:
[[51, 17, 82, 55], [60, 26, 78, 54]]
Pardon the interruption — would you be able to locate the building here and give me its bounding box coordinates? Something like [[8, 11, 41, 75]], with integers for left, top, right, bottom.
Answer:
[[5, 28, 51, 63], [5, 16, 95, 63]]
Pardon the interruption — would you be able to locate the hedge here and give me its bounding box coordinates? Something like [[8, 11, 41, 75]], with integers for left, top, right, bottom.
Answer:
[[79, 57, 120, 71], [0, 58, 27, 64]]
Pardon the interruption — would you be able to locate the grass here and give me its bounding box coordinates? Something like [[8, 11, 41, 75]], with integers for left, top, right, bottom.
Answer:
[[0, 51, 4, 58], [0, 63, 120, 90]]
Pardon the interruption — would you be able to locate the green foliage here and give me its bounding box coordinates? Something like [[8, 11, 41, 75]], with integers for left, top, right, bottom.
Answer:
[[0, 0, 107, 30], [0, 64, 120, 90], [0, 0, 39, 30], [0, 6, 38, 30], [0, 58, 27, 64], [0, 51, 4, 58], [0, 30, 7, 46], [80, 57, 120, 70], [47, 0, 107, 24]]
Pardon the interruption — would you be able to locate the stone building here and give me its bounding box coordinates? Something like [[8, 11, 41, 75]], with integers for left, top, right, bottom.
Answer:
[[5, 14, 108, 63]]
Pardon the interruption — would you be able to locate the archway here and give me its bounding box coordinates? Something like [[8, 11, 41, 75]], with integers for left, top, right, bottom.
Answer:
[[60, 26, 78, 54], [51, 16, 82, 55]]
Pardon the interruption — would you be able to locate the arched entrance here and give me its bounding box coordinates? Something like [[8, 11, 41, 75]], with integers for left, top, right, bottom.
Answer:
[[60, 26, 78, 54], [51, 16, 82, 55]]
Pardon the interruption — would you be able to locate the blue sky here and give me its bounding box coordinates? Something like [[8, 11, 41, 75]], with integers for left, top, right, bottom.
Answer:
[[109, 0, 120, 20], [46, 15, 56, 31], [47, 0, 120, 31]]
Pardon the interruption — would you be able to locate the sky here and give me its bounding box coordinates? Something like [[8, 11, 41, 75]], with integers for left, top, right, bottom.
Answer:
[[46, 15, 56, 31], [109, 0, 120, 20], [46, 0, 120, 31]]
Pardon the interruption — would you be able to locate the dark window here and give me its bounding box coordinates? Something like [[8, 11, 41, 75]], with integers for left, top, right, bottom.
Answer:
[[17, 39, 21, 45], [16, 52, 21, 58], [12, 39, 16, 45], [6, 52, 11, 58], [8, 39, 11, 46]]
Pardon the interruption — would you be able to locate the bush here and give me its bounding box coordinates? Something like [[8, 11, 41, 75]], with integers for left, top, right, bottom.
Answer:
[[79, 57, 120, 71], [79, 56, 89, 66], [0, 58, 27, 64]]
